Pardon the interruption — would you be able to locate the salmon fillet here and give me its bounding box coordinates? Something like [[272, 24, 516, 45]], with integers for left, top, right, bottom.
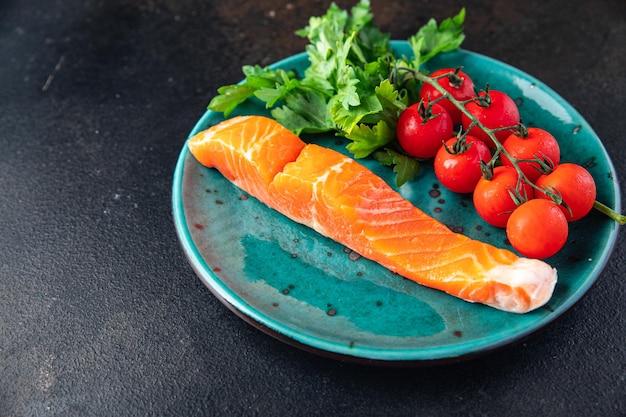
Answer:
[[187, 115, 557, 313]]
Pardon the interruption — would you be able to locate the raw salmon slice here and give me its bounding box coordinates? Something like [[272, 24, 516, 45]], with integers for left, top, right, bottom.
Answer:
[[187, 115, 557, 313], [187, 115, 306, 206]]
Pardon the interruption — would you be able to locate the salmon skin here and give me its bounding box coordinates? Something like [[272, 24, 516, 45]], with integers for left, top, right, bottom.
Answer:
[[187, 115, 557, 313]]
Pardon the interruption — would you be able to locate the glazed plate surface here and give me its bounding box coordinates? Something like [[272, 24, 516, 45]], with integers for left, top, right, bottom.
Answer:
[[172, 42, 621, 364]]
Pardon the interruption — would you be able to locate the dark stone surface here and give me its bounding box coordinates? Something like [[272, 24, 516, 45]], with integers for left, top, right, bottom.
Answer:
[[1, 0, 624, 415]]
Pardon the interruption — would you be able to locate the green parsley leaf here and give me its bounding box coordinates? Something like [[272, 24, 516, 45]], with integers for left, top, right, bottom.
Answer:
[[253, 75, 301, 108], [330, 92, 381, 134], [346, 0, 374, 33], [207, 1, 466, 185], [208, 84, 255, 117], [409, 8, 466, 66], [242, 65, 289, 89], [371, 78, 404, 123], [345, 120, 395, 158], [373, 148, 420, 187], [392, 153, 421, 187], [271, 91, 332, 134]]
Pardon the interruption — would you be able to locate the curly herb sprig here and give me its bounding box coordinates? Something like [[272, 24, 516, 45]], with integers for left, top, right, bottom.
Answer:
[[208, 0, 466, 186]]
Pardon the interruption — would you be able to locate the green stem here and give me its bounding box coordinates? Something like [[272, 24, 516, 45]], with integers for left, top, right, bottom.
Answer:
[[593, 200, 626, 225]]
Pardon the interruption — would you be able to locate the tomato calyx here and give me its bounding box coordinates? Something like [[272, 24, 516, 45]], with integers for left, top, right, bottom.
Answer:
[[480, 163, 532, 207], [471, 84, 492, 107], [538, 185, 574, 217], [506, 187, 530, 208], [431, 67, 466, 88], [415, 99, 444, 123], [518, 153, 557, 176], [442, 130, 474, 155], [405, 96, 449, 125]]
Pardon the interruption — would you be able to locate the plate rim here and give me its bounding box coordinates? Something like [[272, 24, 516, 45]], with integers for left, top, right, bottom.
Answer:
[[172, 43, 621, 364]]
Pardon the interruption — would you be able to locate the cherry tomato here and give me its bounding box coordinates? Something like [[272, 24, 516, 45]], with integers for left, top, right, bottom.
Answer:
[[501, 127, 561, 182], [473, 166, 534, 228], [434, 135, 492, 193], [461, 90, 520, 149], [419, 68, 475, 125], [535, 163, 596, 222], [397, 102, 454, 159], [506, 199, 569, 259]]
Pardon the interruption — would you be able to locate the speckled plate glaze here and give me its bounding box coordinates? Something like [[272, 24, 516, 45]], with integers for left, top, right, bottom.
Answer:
[[172, 42, 621, 364]]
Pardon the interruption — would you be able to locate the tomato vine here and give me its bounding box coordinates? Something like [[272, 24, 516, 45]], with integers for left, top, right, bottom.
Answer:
[[399, 66, 624, 227]]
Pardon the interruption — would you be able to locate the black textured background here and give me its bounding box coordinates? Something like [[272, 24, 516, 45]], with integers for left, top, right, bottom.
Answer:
[[1, 1, 624, 416]]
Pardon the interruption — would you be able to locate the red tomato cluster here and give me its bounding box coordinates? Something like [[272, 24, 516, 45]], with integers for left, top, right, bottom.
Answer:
[[397, 67, 597, 259]]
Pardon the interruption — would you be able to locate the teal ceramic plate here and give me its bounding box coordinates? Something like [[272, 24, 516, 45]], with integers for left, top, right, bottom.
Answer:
[[172, 42, 621, 364]]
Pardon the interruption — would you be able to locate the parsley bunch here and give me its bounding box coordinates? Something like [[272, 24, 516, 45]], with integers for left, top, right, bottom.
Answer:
[[208, 0, 465, 186]]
